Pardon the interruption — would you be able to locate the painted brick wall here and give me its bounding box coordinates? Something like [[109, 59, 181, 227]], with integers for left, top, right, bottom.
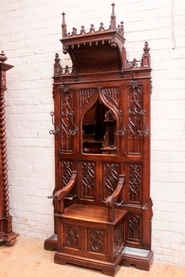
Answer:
[[0, 0, 185, 267]]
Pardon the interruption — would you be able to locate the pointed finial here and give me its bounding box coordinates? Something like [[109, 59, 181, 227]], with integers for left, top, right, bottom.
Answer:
[[61, 12, 67, 38], [143, 41, 150, 53], [0, 51, 7, 63], [141, 42, 150, 67], [110, 3, 116, 30]]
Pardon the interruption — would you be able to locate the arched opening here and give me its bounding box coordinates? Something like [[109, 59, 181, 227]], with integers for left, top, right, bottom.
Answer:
[[82, 100, 116, 154]]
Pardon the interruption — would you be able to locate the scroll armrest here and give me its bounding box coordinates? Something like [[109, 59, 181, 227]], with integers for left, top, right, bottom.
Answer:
[[105, 174, 125, 222], [105, 174, 125, 207], [53, 171, 77, 201]]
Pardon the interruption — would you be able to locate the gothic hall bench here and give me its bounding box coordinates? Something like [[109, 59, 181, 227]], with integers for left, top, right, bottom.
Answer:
[[53, 172, 127, 276]]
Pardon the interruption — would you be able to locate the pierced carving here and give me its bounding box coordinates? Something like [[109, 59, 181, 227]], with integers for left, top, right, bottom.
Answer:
[[81, 162, 95, 198], [129, 164, 141, 203], [128, 83, 149, 146], [126, 42, 150, 69], [80, 88, 96, 108], [101, 88, 126, 136], [61, 3, 125, 54], [126, 58, 141, 69], [62, 161, 73, 186], [60, 86, 78, 151], [128, 214, 141, 242], [53, 53, 73, 77], [104, 163, 119, 198], [101, 87, 119, 109], [65, 225, 80, 248], [89, 229, 105, 252], [127, 84, 143, 153]]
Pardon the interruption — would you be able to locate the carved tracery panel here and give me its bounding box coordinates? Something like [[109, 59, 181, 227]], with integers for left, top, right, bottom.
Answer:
[[60, 87, 77, 152], [61, 161, 73, 186], [128, 164, 142, 203], [64, 225, 80, 248], [103, 163, 119, 199], [80, 88, 96, 108], [127, 213, 142, 242], [127, 85, 143, 154], [81, 161, 95, 198], [114, 224, 123, 251], [88, 228, 105, 253]]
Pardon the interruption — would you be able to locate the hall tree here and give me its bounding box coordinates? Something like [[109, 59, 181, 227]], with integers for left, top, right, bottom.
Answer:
[[45, 3, 153, 275]]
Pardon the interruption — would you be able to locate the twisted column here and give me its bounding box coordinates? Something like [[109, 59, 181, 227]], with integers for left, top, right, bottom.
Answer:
[[0, 93, 10, 217]]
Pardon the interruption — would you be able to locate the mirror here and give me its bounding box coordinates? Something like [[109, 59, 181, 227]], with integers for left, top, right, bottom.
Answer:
[[82, 100, 116, 154]]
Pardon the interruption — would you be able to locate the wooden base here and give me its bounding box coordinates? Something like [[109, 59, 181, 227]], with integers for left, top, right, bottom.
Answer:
[[54, 204, 126, 276], [44, 236, 154, 273], [54, 251, 122, 276], [0, 231, 18, 246], [44, 234, 57, 251], [121, 247, 154, 271]]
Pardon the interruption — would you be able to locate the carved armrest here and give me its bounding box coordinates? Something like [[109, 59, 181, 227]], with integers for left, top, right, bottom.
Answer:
[[105, 174, 125, 221], [53, 171, 77, 201], [48, 171, 77, 213]]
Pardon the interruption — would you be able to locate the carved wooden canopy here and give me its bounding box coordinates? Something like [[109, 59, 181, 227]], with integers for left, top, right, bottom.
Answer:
[[60, 3, 126, 75], [58, 3, 151, 82]]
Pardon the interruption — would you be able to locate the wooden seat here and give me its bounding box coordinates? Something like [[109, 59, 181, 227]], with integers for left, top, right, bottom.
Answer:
[[52, 172, 127, 276]]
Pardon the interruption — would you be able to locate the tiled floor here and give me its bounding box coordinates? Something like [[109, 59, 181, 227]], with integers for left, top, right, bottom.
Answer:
[[0, 236, 185, 277]]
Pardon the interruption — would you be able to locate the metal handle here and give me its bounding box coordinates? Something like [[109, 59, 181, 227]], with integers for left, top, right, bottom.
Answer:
[[138, 110, 149, 137], [49, 111, 59, 135]]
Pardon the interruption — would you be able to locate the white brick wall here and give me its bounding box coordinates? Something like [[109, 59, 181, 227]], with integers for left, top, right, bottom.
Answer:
[[0, 0, 185, 267]]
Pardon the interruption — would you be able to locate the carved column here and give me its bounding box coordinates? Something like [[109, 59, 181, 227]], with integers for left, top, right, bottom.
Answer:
[[0, 51, 17, 246]]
